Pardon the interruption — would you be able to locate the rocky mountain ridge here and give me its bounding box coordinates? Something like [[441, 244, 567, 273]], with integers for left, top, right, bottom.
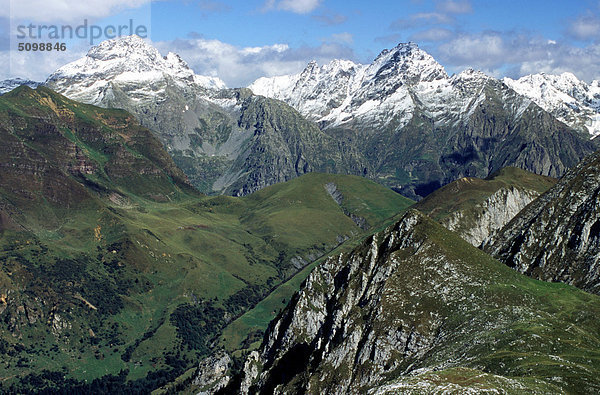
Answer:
[[212, 210, 600, 394], [484, 149, 600, 294], [415, 167, 557, 247]]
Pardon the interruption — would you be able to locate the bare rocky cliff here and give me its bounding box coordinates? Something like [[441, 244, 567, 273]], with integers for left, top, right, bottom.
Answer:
[[442, 186, 540, 246], [484, 150, 600, 294]]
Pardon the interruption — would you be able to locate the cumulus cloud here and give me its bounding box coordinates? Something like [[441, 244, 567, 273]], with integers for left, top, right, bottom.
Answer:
[[3, 0, 151, 23], [155, 36, 354, 87], [263, 0, 322, 14], [0, 44, 86, 80], [436, 31, 600, 82]]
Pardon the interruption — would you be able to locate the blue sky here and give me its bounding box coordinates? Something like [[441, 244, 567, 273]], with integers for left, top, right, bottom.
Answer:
[[2, 0, 600, 86]]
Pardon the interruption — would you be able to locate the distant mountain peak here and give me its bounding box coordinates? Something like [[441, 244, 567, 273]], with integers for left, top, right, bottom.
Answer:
[[250, 42, 449, 127], [371, 42, 447, 82], [0, 78, 41, 95], [46, 35, 225, 104], [375, 41, 419, 59], [504, 71, 600, 137], [87, 34, 159, 61]]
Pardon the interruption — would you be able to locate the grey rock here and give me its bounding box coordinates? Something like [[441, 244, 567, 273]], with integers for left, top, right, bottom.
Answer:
[[484, 150, 600, 294]]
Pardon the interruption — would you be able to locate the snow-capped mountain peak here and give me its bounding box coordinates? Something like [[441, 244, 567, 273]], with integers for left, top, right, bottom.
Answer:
[[368, 42, 448, 84], [504, 72, 600, 137], [46, 35, 225, 104], [250, 43, 454, 128], [0, 78, 41, 95], [250, 42, 600, 138], [86, 34, 161, 63], [249, 57, 367, 122]]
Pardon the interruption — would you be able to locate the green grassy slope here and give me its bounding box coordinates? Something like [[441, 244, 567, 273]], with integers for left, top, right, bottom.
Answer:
[[0, 87, 413, 392]]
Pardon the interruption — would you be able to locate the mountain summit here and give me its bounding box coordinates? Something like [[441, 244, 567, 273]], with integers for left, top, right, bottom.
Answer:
[[46, 35, 225, 105], [249, 42, 448, 127]]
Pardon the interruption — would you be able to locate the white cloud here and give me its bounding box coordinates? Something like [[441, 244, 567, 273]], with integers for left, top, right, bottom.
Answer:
[[329, 32, 353, 45], [436, 32, 600, 82], [567, 14, 600, 40], [436, 0, 472, 14], [0, 45, 86, 80], [155, 36, 354, 87], [263, 0, 322, 14], [3, 0, 152, 23]]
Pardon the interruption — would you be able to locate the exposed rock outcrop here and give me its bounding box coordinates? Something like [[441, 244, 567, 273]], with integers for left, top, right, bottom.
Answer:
[[484, 150, 600, 294], [443, 186, 540, 246]]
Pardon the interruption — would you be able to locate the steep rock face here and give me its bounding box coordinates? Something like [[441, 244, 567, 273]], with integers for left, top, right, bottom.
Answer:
[[250, 44, 597, 199], [223, 210, 600, 394], [224, 96, 368, 196], [45, 36, 367, 196], [416, 167, 557, 246], [504, 72, 600, 137], [442, 186, 540, 246], [194, 350, 232, 395], [484, 150, 600, 294]]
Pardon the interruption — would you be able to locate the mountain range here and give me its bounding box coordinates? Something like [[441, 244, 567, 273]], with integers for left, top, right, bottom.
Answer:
[[2, 35, 600, 393], [6, 36, 592, 200], [504, 72, 600, 138], [249, 42, 598, 198]]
